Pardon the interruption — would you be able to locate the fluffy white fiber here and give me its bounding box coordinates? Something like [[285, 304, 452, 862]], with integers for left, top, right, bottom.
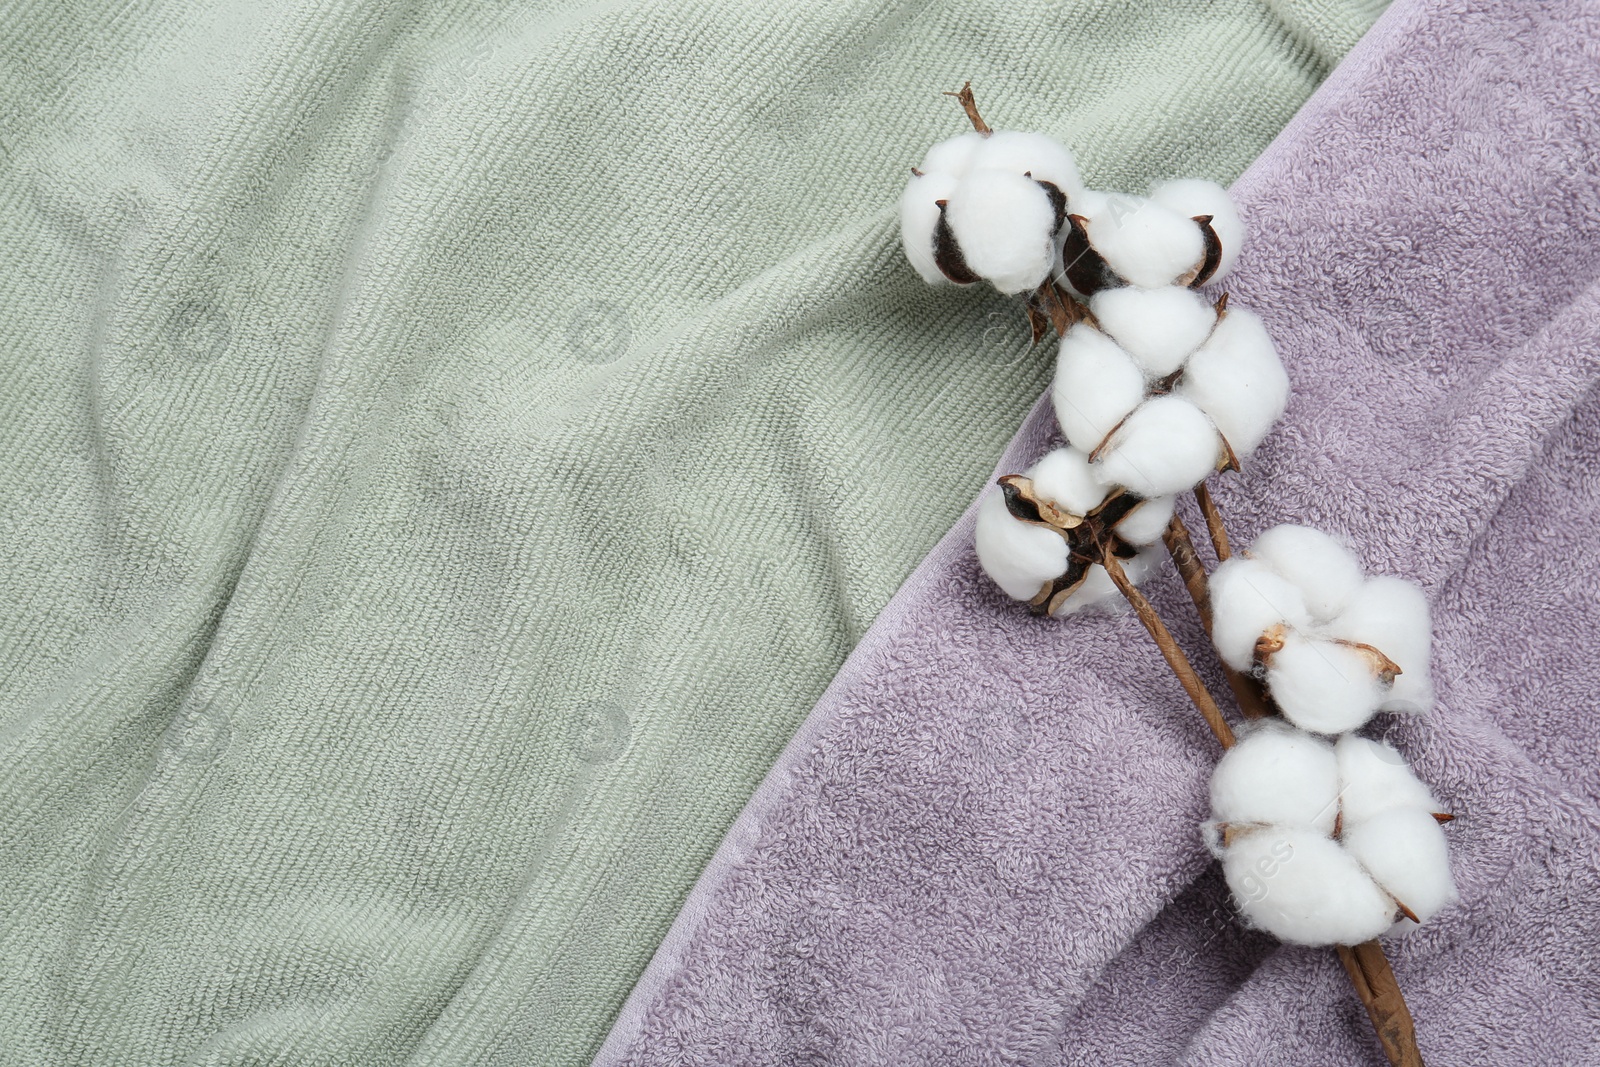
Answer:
[[1266, 633, 1390, 735], [1113, 494, 1175, 547], [1204, 558, 1312, 672], [899, 170, 964, 286], [1334, 734, 1440, 828], [1082, 195, 1205, 289], [1176, 307, 1289, 458], [1247, 524, 1365, 623], [943, 170, 1059, 294], [973, 490, 1068, 601], [1210, 720, 1339, 833], [1027, 446, 1112, 518], [1326, 576, 1435, 713], [1053, 324, 1146, 454], [1210, 525, 1434, 730], [1092, 395, 1220, 498], [1088, 285, 1217, 377], [1222, 826, 1397, 947], [1149, 178, 1243, 283], [917, 130, 986, 179], [1207, 725, 1457, 946], [1341, 807, 1458, 925], [971, 129, 1084, 202]]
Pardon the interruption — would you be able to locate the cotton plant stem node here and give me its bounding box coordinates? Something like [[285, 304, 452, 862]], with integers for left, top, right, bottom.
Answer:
[[904, 84, 1450, 1067]]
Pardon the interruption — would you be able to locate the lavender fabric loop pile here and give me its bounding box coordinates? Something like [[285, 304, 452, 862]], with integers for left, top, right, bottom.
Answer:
[[594, 0, 1600, 1062]]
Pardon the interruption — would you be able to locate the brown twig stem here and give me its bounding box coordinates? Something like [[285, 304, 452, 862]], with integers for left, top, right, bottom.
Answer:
[[942, 80, 992, 135], [1193, 481, 1231, 561], [1337, 942, 1424, 1067], [1099, 542, 1235, 750], [1161, 512, 1213, 626]]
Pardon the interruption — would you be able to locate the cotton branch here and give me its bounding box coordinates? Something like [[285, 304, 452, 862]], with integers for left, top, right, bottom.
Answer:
[[1193, 482, 1232, 560], [1157, 478, 1426, 1067], [1338, 942, 1425, 1067]]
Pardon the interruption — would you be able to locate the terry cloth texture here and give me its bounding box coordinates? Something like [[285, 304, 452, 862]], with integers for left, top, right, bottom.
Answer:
[[593, 0, 1600, 1063], [0, 1, 1387, 1063]]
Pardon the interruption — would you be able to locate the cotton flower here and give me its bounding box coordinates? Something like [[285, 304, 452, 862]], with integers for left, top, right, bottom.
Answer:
[[1245, 524, 1365, 623], [1071, 193, 1205, 291], [1049, 545, 1162, 617], [1210, 719, 1339, 833], [1148, 178, 1243, 285], [973, 443, 1172, 615], [1175, 307, 1289, 459], [1026, 445, 1113, 517], [1341, 807, 1458, 926], [973, 489, 1070, 601], [1092, 395, 1222, 499], [899, 170, 966, 285], [1088, 285, 1217, 378], [1208, 558, 1313, 672], [1207, 525, 1435, 734], [970, 129, 1085, 203], [917, 130, 987, 178], [1265, 633, 1392, 735], [1334, 734, 1440, 826], [1053, 324, 1146, 454], [1325, 577, 1434, 713], [941, 170, 1062, 293], [1204, 722, 1456, 946], [900, 128, 1080, 293], [1220, 825, 1399, 947]]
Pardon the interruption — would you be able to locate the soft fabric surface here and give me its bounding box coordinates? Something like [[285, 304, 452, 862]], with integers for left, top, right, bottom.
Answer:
[[0, 1, 1388, 1064], [594, 0, 1600, 1062]]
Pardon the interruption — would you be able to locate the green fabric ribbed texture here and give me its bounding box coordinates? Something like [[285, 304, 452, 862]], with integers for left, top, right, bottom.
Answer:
[[0, 1, 1385, 1062]]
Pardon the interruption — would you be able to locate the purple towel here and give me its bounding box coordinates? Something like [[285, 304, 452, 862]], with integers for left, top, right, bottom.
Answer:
[[594, 0, 1600, 1062]]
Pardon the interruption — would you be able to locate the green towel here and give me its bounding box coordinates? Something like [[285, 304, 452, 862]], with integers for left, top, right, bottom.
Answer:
[[0, 0, 1385, 1062]]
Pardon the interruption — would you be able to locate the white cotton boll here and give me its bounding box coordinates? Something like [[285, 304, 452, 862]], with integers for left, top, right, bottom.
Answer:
[[971, 129, 1084, 202], [1247, 524, 1366, 623], [917, 131, 986, 179], [1223, 827, 1397, 946], [898, 171, 964, 285], [1113, 494, 1175, 547], [1149, 178, 1244, 284], [1088, 286, 1217, 377], [1326, 576, 1435, 714], [974, 490, 1068, 601], [1267, 633, 1389, 735], [1210, 720, 1340, 833], [1208, 558, 1313, 672], [1342, 807, 1458, 925], [1083, 195, 1205, 289], [1334, 734, 1440, 829], [1093, 395, 1221, 499], [943, 170, 1059, 294], [1176, 308, 1288, 459], [1026, 447, 1111, 518], [1052, 324, 1146, 454]]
